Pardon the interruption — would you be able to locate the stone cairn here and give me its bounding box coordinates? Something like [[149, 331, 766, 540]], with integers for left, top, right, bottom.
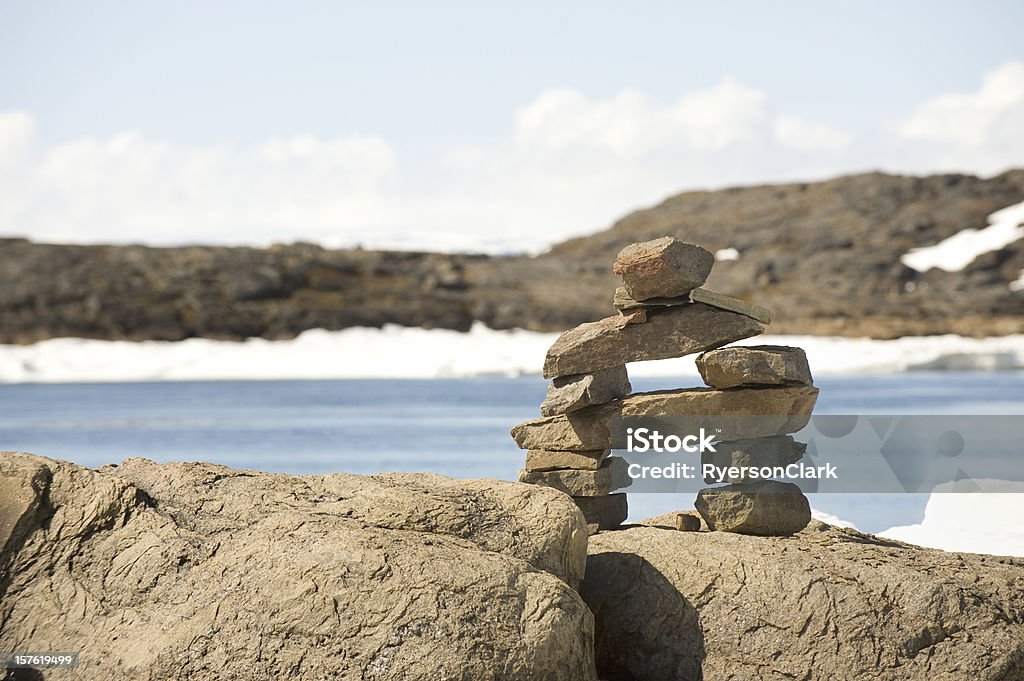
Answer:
[[510, 237, 819, 536]]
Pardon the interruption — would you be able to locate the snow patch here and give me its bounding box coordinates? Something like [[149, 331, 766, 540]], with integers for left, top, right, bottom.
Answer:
[[880, 486, 1024, 557], [2, 325, 1024, 383], [810, 509, 858, 529], [628, 333, 1024, 378], [0, 324, 557, 383], [900, 199, 1024, 272], [714, 247, 739, 261], [1010, 269, 1024, 292]]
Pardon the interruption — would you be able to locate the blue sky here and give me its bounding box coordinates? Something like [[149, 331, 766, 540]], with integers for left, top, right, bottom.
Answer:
[[1, 1, 1022, 250]]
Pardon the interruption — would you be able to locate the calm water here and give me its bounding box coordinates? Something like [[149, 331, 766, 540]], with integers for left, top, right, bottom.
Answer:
[[2, 373, 1023, 531]]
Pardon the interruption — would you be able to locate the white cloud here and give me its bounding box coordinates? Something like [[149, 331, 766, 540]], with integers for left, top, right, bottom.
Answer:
[[668, 79, 769, 150], [0, 111, 36, 167], [0, 64, 1021, 253], [0, 121, 397, 245], [2, 78, 812, 251], [774, 115, 851, 153], [898, 60, 1024, 174], [515, 79, 767, 154]]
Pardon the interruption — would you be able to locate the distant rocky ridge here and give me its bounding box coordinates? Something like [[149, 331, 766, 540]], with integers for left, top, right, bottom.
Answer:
[[2, 170, 1024, 344]]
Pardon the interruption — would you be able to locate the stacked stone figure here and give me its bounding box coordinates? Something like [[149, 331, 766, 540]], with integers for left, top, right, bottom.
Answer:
[[511, 237, 819, 536]]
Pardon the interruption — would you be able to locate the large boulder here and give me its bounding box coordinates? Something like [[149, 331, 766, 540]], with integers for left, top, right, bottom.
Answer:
[[0, 456, 50, 559], [0, 453, 596, 681], [582, 521, 1024, 681]]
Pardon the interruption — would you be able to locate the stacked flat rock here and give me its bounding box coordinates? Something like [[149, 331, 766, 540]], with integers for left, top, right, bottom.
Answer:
[[691, 344, 816, 535], [521, 365, 633, 535], [511, 236, 819, 536]]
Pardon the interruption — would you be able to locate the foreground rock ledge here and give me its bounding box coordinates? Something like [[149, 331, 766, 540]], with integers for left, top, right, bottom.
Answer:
[[0, 453, 596, 681], [582, 521, 1024, 681]]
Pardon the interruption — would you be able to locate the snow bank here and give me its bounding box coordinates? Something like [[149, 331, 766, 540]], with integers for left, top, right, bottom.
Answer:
[[0, 325, 557, 383], [629, 493, 1024, 557], [1, 324, 1024, 383], [880, 486, 1024, 557], [900, 199, 1024, 272], [636, 332, 1024, 376]]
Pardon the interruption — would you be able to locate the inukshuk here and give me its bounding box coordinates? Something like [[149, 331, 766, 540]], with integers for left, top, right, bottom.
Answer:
[[511, 237, 819, 536]]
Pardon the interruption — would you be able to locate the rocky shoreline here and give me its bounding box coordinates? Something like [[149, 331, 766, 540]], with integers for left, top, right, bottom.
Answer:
[[3, 452, 1024, 680], [3, 170, 1024, 345]]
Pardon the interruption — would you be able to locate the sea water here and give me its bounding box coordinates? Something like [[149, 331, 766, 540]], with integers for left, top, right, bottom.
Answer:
[[2, 373, 1023, 537]]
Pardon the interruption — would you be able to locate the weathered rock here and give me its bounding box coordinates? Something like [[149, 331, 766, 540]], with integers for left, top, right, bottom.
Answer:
[[525, 449, 609, 471], [511, 385, 819, 451], [675, 512, 702, 531], [612, 285, 685, 311], [695, 480, 811, 535], [573, 494, 628, 534], [0, 453, 597, 681], [511, 403, 618, 452], [691, 287, 774, 324], [0, 456, 50, 560], [697, 344, 813, 388], [543, 304, 763, 378], [701, 435, 807, 484], [617, 385, 819, 444], [540, 365, 631, 416], [613, 286, 774, 325], [519, 457, 631, 496], [583, 522, 1024, 681], [637, 510, 709, 532], [612, 237, 714, 301]]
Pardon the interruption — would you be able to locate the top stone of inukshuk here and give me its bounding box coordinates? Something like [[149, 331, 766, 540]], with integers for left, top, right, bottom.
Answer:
[[511, 237, 818, 536]]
